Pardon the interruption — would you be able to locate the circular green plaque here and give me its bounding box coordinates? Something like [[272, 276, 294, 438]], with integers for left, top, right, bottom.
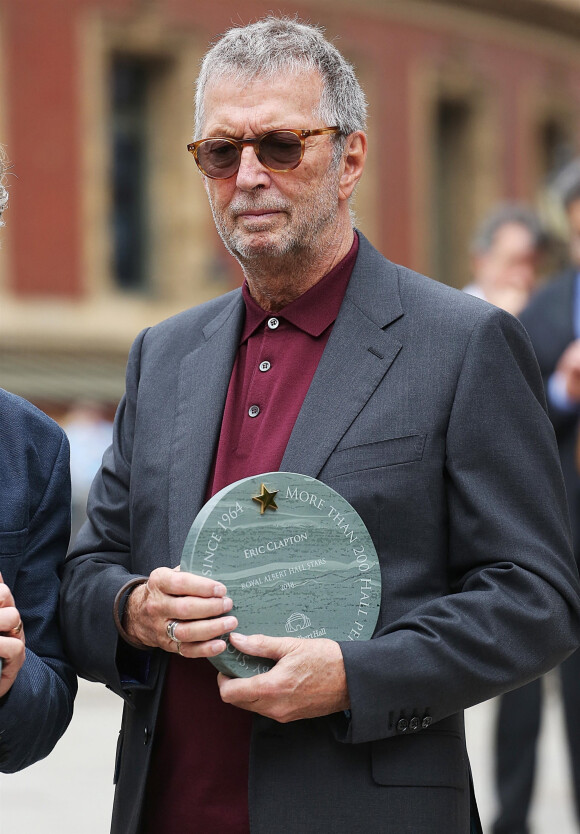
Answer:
[[181, 472, 381, 678]]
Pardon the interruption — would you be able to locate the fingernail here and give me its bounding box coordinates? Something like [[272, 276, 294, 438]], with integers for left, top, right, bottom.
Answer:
[[231, 632, 247, 645], [211, 640, 226, 655], [222, 617, 237, 631], [214, 584, 227, 597], [222, 597, 233, 612]]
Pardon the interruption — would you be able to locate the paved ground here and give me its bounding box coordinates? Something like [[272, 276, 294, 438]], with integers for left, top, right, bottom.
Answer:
[[1, 673, 578, 833], [0, 680, 120, 834], [467, 671, 578, 833]]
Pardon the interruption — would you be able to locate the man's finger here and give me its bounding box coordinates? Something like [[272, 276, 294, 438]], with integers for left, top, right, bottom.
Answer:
[[217, 669, 263, 707], [148, 566, 228, 599], [169, 614, 238, 645], [166, 595, 234, 623], [228, 632, 297, 660], [0, 582, 15, 608], [0, 606, 21, 633], [178, 638, 229, 660], [0, 636, 26, 698]]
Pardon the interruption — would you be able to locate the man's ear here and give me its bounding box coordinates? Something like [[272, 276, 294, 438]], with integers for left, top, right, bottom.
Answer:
[[338, 131, 367, 202]]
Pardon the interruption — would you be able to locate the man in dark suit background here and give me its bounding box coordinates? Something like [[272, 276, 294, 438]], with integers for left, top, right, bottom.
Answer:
[[0, 146, 76, 771], [60, 18, 580, 834], [494, 159, 580, 834]]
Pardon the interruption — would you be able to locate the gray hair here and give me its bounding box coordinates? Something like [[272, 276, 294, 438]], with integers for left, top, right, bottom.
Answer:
[[0, 146, 8, 228], [471, 202, 544, 255], [194, 16, 367, 163], [552, 158, 580, 209]]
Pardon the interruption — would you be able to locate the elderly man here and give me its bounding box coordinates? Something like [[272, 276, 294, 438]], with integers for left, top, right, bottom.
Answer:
[[464, 203, 544, 316], [60, 18, 580, 834], [0, 147, 76, 771]]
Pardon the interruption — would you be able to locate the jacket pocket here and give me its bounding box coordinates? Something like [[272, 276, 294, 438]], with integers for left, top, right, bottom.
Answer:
[[0, 529, 26, 556], [322, 434, 426, 479], [0, 530, 26, 588], [371, 730, 466, 789]]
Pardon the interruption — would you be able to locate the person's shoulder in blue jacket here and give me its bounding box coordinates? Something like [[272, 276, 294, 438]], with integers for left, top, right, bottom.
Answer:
[[0, 388, 77, 772]]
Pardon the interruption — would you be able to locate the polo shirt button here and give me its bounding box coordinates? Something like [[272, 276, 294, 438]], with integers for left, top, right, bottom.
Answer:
[[267, 317, 279, 330], [396, 718, 409, 733], [248, 405, 260, 418], [259, 360, 271, 372]]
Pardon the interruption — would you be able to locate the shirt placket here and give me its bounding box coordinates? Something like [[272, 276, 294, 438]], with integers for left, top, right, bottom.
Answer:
[[239, 315, 283, 450]]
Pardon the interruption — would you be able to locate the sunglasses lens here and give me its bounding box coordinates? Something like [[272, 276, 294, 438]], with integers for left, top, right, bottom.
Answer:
[[260, 131, 303, 170], [196, 139, 240, 178]]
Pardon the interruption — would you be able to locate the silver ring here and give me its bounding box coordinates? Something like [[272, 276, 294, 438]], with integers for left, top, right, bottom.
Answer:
[[166, 620, 180, 643], [177, 641, 184, 657]]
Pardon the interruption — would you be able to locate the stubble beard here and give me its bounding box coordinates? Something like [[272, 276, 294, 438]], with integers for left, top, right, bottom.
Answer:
[[208, 165, 342, 276]]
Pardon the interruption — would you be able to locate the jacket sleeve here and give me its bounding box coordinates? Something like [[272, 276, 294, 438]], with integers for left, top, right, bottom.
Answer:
[[0, 428, 77, 772], [59, 329, 162, 703], [339, 307, 580, 744]]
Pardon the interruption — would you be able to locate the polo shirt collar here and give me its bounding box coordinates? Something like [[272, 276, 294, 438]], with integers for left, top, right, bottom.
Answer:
[[240, 232, 359, 342]]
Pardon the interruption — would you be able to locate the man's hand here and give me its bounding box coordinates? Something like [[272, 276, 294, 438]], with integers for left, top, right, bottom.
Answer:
[[124, 567, 237, 659], [0, 572, 25, 698], [217, 633, 349, 722], [556, 339, 580, 402]]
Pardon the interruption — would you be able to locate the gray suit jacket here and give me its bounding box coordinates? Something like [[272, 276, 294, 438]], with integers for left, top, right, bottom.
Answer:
[[60, 234, 580, 834]]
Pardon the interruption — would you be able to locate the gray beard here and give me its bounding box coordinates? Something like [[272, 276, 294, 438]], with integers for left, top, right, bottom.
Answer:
[[207, 168, 342, 274]]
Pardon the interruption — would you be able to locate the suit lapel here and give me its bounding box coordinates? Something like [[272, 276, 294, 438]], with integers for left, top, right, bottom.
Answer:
[[169, 236, 404, 559], [168, 292, 245, 565], [281, 234, 404, 477]]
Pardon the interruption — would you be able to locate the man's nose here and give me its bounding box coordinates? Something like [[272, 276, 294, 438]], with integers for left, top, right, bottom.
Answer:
[[235, 145, 271, 190]]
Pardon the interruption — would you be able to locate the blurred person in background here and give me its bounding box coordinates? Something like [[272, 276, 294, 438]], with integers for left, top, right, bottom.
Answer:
[[63, 400, 113, 542], [464, 203, 544, 316], [493, 159, 580, 834], [0, 146, 76, 771]]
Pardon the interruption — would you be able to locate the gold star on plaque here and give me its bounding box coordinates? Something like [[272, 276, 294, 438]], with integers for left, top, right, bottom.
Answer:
[[252, 483, 279, 515]]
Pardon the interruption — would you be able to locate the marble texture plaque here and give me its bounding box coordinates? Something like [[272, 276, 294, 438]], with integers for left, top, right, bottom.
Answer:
[[181, 472, 381, 678]]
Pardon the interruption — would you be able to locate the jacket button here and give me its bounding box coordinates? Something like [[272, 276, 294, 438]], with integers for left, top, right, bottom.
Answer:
[[396, 718, 409, 733], [144, 726, 151, 745], [409, 716, 420, 732], [421, 716, 432, 729]]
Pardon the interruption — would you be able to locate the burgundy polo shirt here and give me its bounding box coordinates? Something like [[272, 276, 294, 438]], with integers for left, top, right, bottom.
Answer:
[[142, 233, 358, 834]]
